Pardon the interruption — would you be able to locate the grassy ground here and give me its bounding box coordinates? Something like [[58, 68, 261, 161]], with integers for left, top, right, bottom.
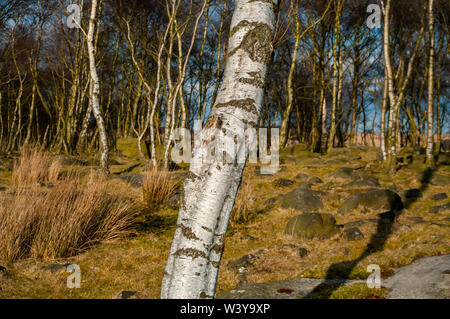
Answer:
[[0, 141, 449, 298]]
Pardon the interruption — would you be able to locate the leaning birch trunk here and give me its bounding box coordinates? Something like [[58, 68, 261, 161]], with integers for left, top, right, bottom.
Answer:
[[161, 0, 277, 299], [87, 0, 109, 174], [425, 0, 434, 165]]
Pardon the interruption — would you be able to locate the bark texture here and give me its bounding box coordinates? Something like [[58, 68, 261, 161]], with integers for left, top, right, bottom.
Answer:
[[161, 0, 278, 299]]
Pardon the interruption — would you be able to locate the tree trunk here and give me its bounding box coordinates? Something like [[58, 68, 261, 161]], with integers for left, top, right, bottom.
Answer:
[[87, 0, 109, 174], [426, 0, 434, 165], [161, 0, 278, 299]]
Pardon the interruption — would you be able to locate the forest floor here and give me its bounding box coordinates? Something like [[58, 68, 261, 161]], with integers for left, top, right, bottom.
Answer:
[[0, 139, 449, 299]]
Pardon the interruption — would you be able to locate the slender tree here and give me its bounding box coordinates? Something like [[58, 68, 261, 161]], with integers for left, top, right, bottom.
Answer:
[[161, 0, 278, 299]]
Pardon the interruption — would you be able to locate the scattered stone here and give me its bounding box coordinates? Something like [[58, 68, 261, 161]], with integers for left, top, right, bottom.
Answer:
[[430, 174, 450, 186], [273, 178, 295, 187], [394, 225, 412, 232], [284, 213, 338, 239], [298, 248, 309, 258], [281, 188, 324, 212], [338, 189, 403, 214], [113, 291, 140, 299], [264, 197, 277, 207], [165, 191, 182, 209], [295, 173, 309, 180], [297, 181, 311, 189], [308, 177, 323, 184], [385, 254, 450, 299], [241, 235, 258, 241], [431, 193, 447, 201], [343, 227, 364, 241], [168, 172, 188, 181], [115, 173, 143, 188], [228, 254, 257, 272], [429, 202, 450, 214], [343, 177, 380, 188], [343, 220, 366, 229], [328, 167, 365, 181]]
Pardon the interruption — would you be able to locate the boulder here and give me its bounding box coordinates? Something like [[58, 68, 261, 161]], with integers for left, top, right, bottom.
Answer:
[[295, 173, 309, 180], [308, 176, 323, 184], [338, 189, 403, 214], [328, 167, 365, 180], [429, 174, 450, 186], [429, 202, 450, 214], [431, 193, 447, 201], [343, 227, 364, 241], [343, 177, 380, 188], [228, 254, 257, 271], [284, 213, 338, 239], [273, 178, 295, 187], [281, 188, 324, 212]]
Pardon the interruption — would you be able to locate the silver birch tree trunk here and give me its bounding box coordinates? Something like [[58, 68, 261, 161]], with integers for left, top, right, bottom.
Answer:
[[426, 0, 434, 165], [87, 0, 109, 174], [161, 0, 278, 299]]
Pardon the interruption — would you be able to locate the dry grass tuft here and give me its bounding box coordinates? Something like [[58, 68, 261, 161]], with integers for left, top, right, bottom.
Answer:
[[11, 147, 62, 185], [142, 165, 177, 209], [230, 168, 255, 226], [0, 172, 137, 264]]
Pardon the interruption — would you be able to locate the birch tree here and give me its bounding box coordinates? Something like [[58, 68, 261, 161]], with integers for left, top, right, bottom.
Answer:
[[86, 0, 109, 174], [161, 0, 278, 299], [426, 0, 435, 165]]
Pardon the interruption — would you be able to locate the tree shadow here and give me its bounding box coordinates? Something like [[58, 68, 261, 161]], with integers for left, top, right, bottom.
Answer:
[[304, 166, 435, 299]]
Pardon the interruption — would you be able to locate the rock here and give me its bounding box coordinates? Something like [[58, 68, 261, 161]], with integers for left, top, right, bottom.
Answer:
[[217, 278, 366, 299], [298, 248, 309, 258], [385, 254, 450, 299], [113, 291, 140, 299], [402, 189, 423, 199], [308, 177, 323, 184], [115, 173, 143, 188], [343, 177, 380, 188], [263, 197, 277, 207], [429, 174, 450, 186], [343, 227, 364, 241], [241, 235, 258, 241], [273, 178, 295, 187], [297, 181, 311, 189], [338, 189, 404, 214], [228, 254, 257, 271], [394, 225, 412, 232], [328, 167, 365, 180], [284, 213, 338, 239], [431, 193, 447, 201], [280, 188, 324, 212], [0, 265, 6, 272], [168, 172, 188, 181], [343, 220, 366, 229], [429, 202, 450, 214], [295, 173, 309, 180], [165, 191, 182, 209]]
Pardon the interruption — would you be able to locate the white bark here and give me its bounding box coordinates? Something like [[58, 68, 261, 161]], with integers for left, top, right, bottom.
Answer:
[[87, 0, 109, 173], [426, 0, 434, 164], [161, 0, 278, 299]]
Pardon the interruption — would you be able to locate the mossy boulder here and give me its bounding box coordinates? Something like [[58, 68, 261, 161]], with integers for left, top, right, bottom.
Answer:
[[285, 213, 338, 239], [343, 177, 380, 188], [338, 189, 403, 214], [328, 167, 366, 181], [281, 188, 324, 212], [430, 174, 450, 186]]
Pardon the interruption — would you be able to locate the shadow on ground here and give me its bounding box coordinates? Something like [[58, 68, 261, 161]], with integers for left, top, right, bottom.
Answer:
[[304, 166, 435, 299]]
